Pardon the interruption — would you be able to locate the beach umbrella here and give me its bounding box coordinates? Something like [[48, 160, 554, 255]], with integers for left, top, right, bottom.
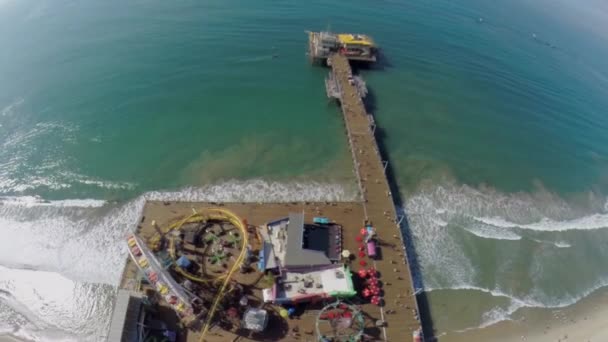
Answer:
[[371, 296, 381, 306], [368, 267, 377, 277], [360, 228, 367, 235], [359, 260, 367, 267], [355, 235, 363, 242], [358, 251, 366, 258], [362, 288, 371, 297], [341, 250, 351, 259], [357, 269, 367, 278]]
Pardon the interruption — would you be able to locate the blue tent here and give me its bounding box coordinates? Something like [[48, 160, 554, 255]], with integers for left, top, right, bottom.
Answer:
[[313, 217, 330, 224], [258, 249, 265, 271], [177, 255, 191, 269]]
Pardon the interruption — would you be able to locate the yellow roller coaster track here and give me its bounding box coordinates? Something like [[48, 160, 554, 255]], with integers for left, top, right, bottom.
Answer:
[[157, 208, 250, 340], [197, 209, 249, 341]]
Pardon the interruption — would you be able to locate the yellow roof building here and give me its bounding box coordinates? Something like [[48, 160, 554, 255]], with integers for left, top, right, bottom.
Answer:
[[337, 34, 375, 47]]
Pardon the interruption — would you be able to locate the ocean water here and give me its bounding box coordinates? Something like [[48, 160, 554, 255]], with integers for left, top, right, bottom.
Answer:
[[1, 0, 608, 340]]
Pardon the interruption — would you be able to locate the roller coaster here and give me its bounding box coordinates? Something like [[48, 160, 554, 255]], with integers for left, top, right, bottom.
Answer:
[[128, 208, 250, 341], [168, 209, 250, 341]]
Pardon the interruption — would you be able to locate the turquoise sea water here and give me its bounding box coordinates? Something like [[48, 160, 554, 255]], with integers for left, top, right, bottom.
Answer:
[[1, 0, 608, 340]]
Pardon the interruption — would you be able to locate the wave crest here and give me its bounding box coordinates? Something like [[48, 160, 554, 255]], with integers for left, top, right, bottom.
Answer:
[[405, 182, 608, 332], [0, 179, 357, 285]]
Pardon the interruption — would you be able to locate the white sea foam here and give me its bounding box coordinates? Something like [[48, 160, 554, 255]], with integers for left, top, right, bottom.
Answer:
[[427, 280, 608, 331], [0, 179, 356, 285], [406, 183, 608, 287], [8, 176, 71, 192], [475, 213, 608, 232], [554, 240, 571, 248], [406, 182, 608, 333], [0, 196, 106, 208], [143, 179, 356, 203], [68, 174, 136, 191], [462, 224, 522, 241], [529, 237, 572, 248], [0, 120, 82, 194], [0, 265, 114, 342]]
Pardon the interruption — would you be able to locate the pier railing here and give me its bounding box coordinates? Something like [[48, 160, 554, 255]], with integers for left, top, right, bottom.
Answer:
[[327, 53, 424, 340]]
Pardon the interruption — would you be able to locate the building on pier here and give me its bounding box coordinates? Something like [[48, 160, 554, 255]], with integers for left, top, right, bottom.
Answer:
[[308, 31, 378, 63], [259, 213, 342, 273]]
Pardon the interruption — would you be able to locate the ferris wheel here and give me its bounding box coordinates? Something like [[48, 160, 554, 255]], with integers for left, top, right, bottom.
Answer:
[[315, 301, 366, 342]]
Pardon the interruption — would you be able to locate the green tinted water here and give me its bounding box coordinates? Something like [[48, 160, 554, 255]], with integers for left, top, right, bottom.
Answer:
[[1, 0, 608, 339]]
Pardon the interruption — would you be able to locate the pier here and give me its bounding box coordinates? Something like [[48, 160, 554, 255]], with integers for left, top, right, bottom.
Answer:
[[115, 34, 425, 342], [326, 53, 423, 339]]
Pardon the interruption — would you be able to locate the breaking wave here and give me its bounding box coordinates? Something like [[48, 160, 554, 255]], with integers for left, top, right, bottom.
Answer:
[[554, 240, 571, 248], [474, 213, 608, 232], [406, 182, 608, 332], [0, 196, 106, 208], [427, 278, 608, 332], [0, 266, 115, 342], [0, 179, 356, 285], [462, 223, 522, 241]]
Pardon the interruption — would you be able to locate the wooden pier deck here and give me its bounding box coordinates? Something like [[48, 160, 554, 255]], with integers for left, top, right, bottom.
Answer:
[[328, 53, 423, 340]]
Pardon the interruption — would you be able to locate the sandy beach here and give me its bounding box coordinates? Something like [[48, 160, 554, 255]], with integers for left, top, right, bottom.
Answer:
[[440, 286, 608, 342]]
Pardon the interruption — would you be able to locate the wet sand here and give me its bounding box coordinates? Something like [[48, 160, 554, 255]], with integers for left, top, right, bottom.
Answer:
[[440, 286, 608, 342]]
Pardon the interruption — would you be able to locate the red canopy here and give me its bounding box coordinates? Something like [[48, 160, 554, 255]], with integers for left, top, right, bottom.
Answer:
[[357, 269, 367, 278]]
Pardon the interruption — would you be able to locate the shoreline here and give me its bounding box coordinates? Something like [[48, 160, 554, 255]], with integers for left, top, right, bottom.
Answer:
[[440, 284, 608, 341]]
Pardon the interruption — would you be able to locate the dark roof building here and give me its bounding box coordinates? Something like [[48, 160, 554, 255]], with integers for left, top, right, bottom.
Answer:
[[284, 213, 332, 267], [107, 290, 145, 342], [263, 213, 342, 271]]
